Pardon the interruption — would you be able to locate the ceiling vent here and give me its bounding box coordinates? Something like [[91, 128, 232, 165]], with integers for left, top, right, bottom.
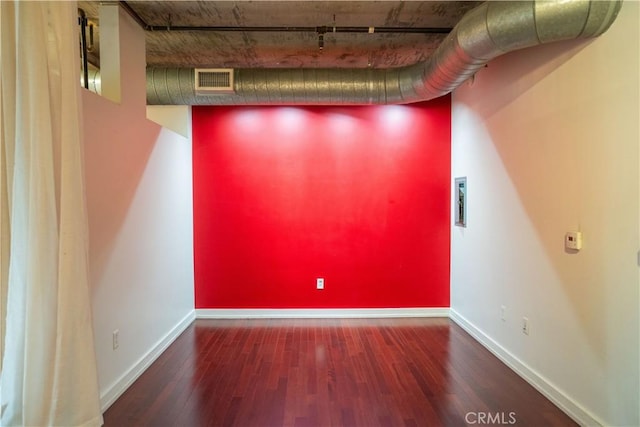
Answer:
[[195, 68, 234, 94]]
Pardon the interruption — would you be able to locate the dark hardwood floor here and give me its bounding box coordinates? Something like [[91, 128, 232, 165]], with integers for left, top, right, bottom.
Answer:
[[103, 318, 577, 427]]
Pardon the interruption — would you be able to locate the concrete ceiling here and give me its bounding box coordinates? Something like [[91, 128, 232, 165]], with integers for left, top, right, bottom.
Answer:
[[78, 1, 482, 70]]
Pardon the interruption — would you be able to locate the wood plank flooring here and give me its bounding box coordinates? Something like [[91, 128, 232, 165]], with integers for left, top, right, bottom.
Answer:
[[103, 318, 577, 427]]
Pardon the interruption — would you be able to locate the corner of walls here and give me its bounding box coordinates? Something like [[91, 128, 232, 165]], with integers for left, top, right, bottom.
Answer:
[[450, 3, 639, 426], [146, 105, 191, 138], [82, 4, 195, 411]]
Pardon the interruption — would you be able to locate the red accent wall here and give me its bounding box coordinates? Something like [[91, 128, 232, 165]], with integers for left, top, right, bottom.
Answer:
[[193, 97, 451, 308]]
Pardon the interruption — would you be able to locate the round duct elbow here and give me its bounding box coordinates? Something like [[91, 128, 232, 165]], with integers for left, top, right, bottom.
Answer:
[[146, 0, 623, 106]]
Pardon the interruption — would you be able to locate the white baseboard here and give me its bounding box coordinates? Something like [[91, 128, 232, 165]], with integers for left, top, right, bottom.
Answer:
[[99, 310, 196, 412], [449, 309, 604, 427], [196, 307, 449, 319], [99, 307, 599, 427]]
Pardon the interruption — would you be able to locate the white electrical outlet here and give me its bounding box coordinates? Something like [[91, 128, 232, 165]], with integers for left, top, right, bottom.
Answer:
[[522, 317, 529, 335], [113, 329, 119, 350], [316, 278, 324, 290], [501, 305, 506, 322]]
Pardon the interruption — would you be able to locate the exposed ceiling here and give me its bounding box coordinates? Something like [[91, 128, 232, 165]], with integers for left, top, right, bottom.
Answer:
[[78, 1, 482, 70]]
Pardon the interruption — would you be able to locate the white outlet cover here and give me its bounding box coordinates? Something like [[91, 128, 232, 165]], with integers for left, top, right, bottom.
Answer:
[[316, 278, 324, 289], [112, 329, 119, 350]]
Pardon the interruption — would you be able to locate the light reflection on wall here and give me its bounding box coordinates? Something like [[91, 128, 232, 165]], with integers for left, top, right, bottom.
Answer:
[[375, 105, 415, 140], [274, 107, 309, 136], [326, 112, 359, 138]]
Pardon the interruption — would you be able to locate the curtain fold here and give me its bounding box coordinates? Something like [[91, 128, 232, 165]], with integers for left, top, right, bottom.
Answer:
[[0, 2, 103, 426]]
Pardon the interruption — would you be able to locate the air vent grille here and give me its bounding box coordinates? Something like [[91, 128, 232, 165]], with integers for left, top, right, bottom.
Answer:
[[195, 68, 234, 94], [199, 71, 229, 88]]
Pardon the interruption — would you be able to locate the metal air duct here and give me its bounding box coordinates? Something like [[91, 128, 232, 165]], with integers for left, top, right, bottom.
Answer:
[[146, 0, 622, 106]]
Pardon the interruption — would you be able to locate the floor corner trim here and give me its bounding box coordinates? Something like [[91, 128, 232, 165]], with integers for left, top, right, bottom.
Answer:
[[449, 309, 604, 427], [99, 309, 196, 412]]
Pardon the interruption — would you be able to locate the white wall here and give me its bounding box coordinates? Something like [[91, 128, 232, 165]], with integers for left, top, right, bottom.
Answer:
[[451, 3, 639, 426], [82, 6, 194, 410]]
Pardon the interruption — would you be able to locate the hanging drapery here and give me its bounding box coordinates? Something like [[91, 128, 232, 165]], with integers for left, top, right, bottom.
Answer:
[[0, 1, 103, 426]]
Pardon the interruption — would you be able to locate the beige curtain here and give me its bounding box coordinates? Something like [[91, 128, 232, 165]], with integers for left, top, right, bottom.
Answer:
[[0, 2, 103, 425]]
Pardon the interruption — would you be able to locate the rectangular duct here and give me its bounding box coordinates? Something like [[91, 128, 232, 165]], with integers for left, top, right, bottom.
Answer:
[[195, 68, 234, 94]]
